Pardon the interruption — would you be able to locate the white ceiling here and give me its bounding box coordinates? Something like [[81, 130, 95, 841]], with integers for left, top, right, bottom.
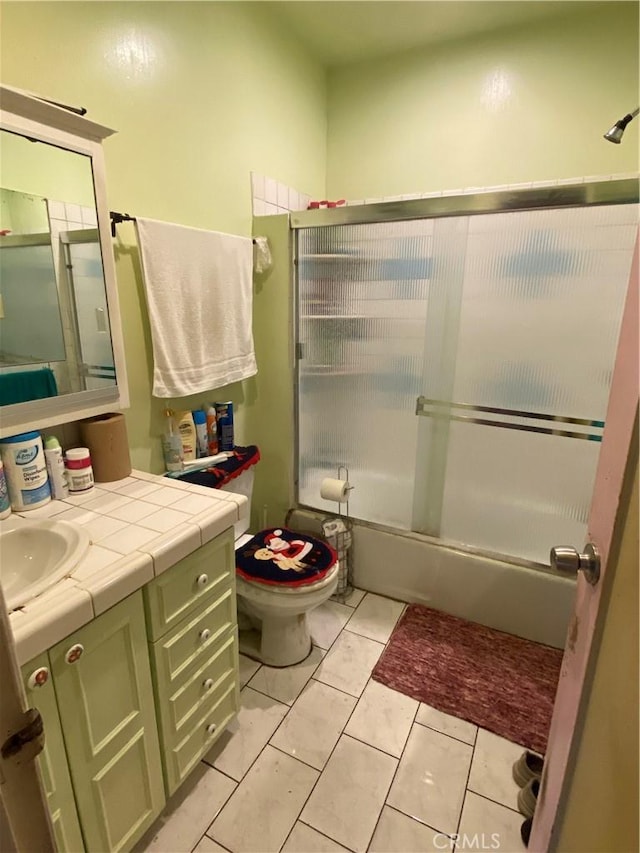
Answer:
[[263, 1, 614, 67]]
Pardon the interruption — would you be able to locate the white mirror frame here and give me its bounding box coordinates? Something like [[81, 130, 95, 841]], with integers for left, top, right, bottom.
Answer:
[[0, 84, 129, 438]]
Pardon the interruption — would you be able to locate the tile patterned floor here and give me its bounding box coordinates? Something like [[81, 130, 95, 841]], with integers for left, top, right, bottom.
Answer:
[[139, 591, 528, 853]]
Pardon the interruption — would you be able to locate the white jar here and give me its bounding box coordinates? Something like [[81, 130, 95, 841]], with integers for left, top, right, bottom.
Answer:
[[0, 431, 51, 511], [65, 447, 95, 494]]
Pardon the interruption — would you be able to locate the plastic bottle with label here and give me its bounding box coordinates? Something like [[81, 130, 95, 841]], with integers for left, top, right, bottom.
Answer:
[[65, 448, 95, 494], [177, 411, 196, 462], [0, 431, 51, 511], [192, 409, 208, 458], [44, 435, 69, 499], [205, 404, 219, 455], [0, 460, 11, 519], [162, 409, 183, 472]]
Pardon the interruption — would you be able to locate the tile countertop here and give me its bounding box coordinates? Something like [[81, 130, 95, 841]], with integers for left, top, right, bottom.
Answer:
[[3, 469, 248, 667]]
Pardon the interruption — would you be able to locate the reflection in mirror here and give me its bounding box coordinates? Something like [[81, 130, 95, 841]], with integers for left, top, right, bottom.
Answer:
[[0, 129, 115, 407]]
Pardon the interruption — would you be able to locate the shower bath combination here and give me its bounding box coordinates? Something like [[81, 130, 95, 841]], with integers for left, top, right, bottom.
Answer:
[[604, 107, 639, 143]]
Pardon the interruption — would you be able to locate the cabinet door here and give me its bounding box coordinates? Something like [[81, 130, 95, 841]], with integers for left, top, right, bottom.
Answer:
[[22, 654, 85, 853], [49, 591, 165, 852]]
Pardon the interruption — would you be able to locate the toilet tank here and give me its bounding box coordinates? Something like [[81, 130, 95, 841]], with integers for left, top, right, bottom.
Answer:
[[221, 468, 254, 539]]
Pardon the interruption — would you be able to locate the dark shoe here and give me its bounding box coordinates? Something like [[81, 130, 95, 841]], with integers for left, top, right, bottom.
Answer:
[[513, 750, 544, 787], [521, 817, 532, 847], [517, 777, 540, 818]]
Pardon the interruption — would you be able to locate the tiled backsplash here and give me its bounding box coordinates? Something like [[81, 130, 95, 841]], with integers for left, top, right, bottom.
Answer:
[[251, 172, 312, 216], [251, 171, 639, 217]]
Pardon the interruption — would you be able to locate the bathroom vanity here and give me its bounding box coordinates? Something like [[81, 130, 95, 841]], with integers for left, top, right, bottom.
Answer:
[[7, 472, 247, 852]]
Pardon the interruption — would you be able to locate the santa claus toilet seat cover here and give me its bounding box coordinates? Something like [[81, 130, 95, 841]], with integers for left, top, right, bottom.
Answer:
[[236, 528, 338, 588]]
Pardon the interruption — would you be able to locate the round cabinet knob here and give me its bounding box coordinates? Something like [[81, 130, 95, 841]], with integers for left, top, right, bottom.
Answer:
[[27, 667, 49, 689], [65, 644, 84, 664], [206, 723, 217, 736], [199, 628, 211, 644], [196, 574, 209, 589], [203, 678, 214, 691]]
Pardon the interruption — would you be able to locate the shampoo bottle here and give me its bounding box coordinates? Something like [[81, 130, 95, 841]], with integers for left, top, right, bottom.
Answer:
[[161, 409, 183, 472], [44, 435, 69, 499], [205, 404, 219, 455], [193, 409, 208, 458], [177, 411, 196, 462]]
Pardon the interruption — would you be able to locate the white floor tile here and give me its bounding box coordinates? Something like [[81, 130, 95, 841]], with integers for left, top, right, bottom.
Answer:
[[314, 631, 385, 697], [204, 687, 288, 781], [270, 679, 356, 770], [387, 723, 472, 835], [467, 729, 525, 811], [308, 601, 353, 649], [457, 792, 525, 852], [369, 806, 444, 853], [345, 680, 418, 757], [208, 746, 318, 853], [248, 646, 325, 705], [416, 704, 478, 746], [301, 735, 397, 853], [339, 587, 366, 608], [136, 764, 235, 853], [345, 593, 404, 644], [238, 654, 260, 688], [282, 822, 350, 852], [193, 836, 228, 853]]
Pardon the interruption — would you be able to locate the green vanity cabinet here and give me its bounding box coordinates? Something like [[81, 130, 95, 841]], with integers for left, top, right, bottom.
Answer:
[[144, 529, 240, 795], [22, 653, 85, 853], [17, 530, 239, 851], [49, 590, 166, 852]]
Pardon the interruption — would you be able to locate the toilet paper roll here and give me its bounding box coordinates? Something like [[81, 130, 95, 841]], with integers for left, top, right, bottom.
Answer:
[[79, 413, 132, 482], [320, 477, 351, 503]]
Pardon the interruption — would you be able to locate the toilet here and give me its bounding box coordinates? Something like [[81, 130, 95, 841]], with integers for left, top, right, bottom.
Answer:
[[233, 529, 339, 667], [213, 453, 339, 667]]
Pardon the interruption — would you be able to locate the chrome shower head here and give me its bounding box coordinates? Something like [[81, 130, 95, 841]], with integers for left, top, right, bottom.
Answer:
[[604, 107, 639, 144]]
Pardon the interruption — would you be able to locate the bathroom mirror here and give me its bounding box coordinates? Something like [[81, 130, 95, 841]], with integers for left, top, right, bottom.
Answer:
[[0, 85, 128, 438]]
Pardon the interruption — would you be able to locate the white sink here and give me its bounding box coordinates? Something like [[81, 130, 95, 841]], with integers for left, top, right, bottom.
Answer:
[[0, 519, 90, 612]]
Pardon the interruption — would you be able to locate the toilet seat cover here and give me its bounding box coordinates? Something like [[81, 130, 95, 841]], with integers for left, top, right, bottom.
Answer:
[[236, 528, 338, 588]]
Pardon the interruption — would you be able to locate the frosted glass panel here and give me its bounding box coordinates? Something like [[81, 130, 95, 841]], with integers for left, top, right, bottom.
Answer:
[[0, 242, 65, 364], [68, 239, 115, 389], [297, 221, 431, 527], [440, 422, 598, 563], [296, 200, 637, 567], [435, 203, 638, 563], [453, 205, 638, 418]]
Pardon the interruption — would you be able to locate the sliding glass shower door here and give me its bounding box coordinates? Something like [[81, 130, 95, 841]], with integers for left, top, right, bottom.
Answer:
[[295, 189, 638, 565]]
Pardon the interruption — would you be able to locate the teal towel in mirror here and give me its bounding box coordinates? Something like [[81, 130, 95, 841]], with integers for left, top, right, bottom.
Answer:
[[0, 367, 58, 406]]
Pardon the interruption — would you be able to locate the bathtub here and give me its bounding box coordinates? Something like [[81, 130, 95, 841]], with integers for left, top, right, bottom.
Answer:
[[289, 507, 575, 649]]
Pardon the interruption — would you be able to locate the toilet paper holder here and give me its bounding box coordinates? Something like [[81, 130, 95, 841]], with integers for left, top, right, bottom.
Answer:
[[320, 465, 354, 514]]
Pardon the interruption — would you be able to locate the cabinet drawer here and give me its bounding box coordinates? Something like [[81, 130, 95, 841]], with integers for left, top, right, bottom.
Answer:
[[165, 630, 238, 741], [165, 677, 237, 795], [144, 528, 235, 641], [152, 586, 236, 690]]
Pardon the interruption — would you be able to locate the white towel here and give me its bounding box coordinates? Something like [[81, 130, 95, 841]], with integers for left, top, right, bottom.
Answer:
[[136, 218, 256, 397]]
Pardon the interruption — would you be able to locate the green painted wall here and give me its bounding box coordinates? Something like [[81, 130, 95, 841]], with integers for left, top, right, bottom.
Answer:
[[1, 131, 95, 208], [0, 1, 326, 475], [246, 214, 294, 528], [326, 4, 639, 198]]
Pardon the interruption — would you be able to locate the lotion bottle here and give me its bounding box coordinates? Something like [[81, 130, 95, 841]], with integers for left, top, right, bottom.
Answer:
[[177, 411, 196, 462], [44, 435, 69, 499]]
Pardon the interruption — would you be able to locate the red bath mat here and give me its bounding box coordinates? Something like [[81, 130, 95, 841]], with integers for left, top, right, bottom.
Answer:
[[372, 604, 563, 754]]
